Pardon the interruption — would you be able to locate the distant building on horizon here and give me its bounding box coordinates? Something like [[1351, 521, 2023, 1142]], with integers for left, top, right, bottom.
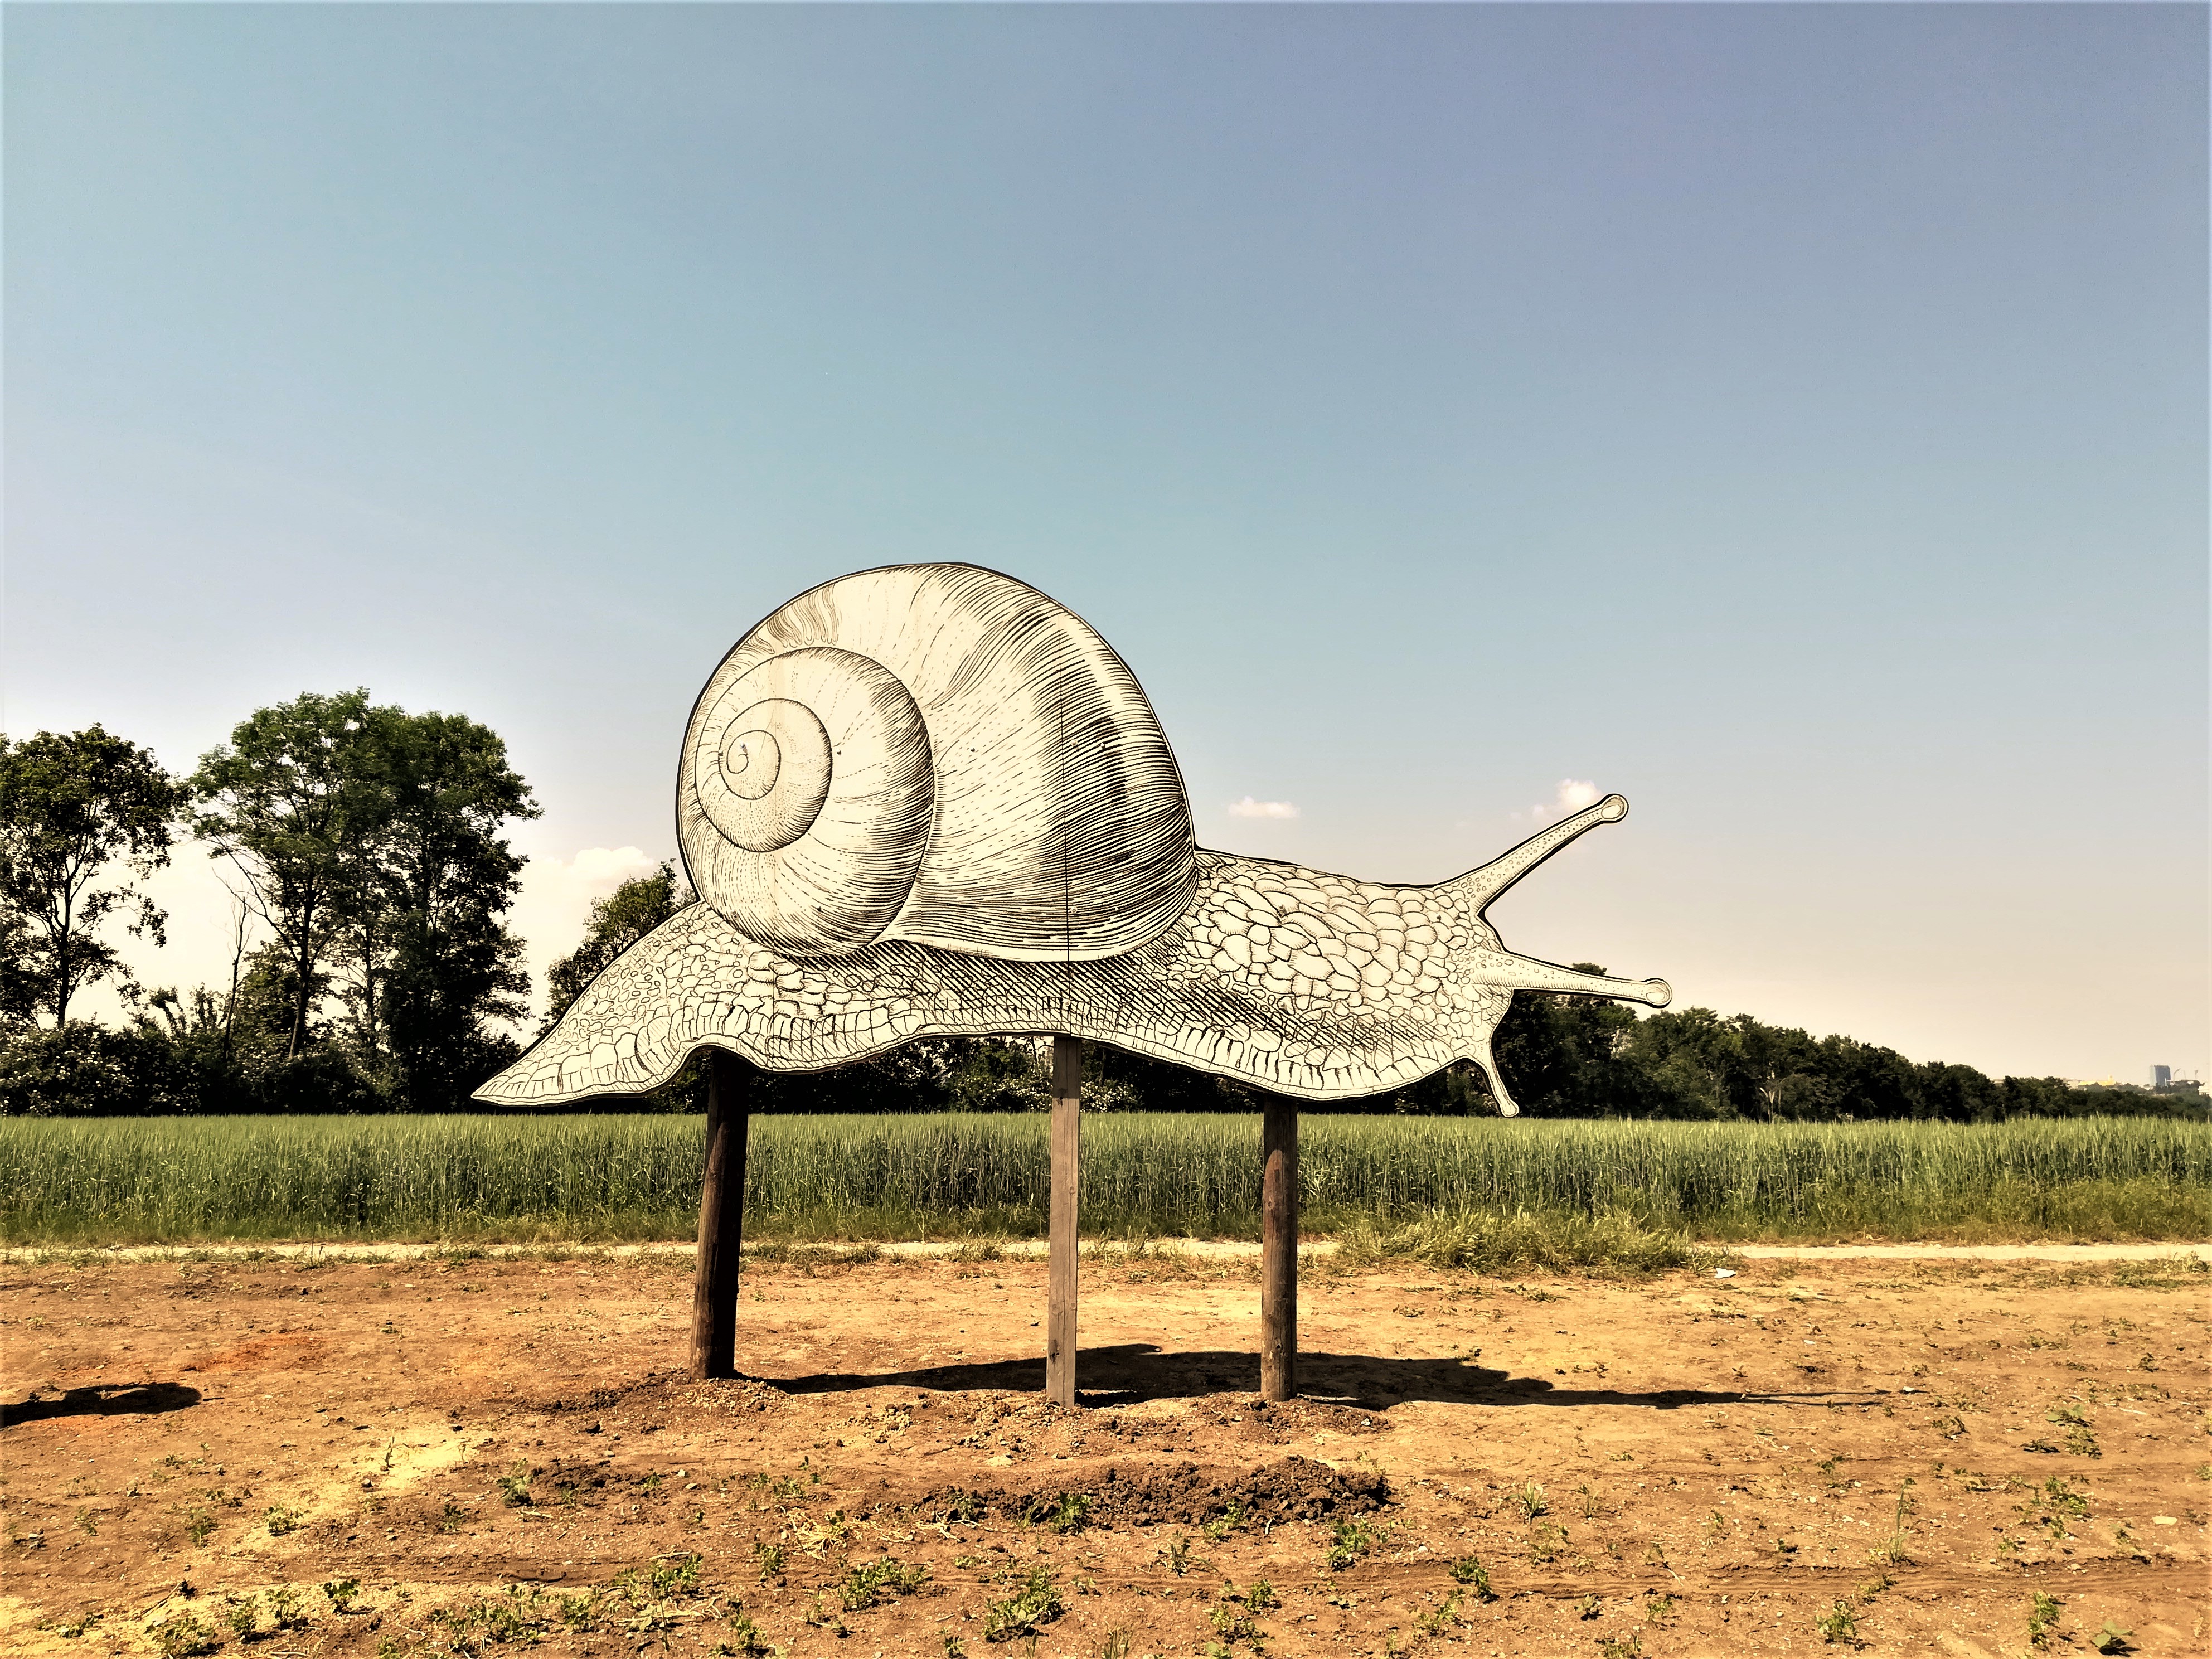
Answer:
[[2152, 1064, 2171, 1090]]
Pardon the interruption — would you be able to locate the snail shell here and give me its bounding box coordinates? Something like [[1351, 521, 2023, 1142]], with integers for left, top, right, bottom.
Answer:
[[679, 564, 1200, 959]]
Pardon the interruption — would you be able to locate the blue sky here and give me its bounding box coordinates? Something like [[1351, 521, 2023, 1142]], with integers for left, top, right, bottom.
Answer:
[[6, 4, 2205, 1081]]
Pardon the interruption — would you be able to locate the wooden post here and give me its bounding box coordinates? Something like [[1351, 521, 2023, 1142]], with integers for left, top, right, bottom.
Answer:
[[691, 1049, 749, 1380], [1260, 1094, 1298, 1401], [1046, 1035, 1082, 1408]]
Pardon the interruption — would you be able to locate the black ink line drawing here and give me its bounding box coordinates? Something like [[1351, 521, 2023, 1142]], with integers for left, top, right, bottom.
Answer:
[[477, 564, 1668, 1111]]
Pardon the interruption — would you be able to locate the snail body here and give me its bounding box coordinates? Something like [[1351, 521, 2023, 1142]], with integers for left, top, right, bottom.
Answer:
[[478, 565, 1668, 1114]]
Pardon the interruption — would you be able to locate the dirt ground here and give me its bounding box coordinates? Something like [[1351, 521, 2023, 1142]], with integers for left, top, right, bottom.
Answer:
[[2, 1246, 2205, 1659]]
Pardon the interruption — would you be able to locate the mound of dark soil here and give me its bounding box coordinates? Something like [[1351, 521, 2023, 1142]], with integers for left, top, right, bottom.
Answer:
[[537, 1371, 788, 1421], [1185, 1394, 1392, 1443], [915, 1454, 1388, 1531]]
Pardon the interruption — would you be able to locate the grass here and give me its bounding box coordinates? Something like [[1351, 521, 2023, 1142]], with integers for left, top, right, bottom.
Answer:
[[1, 1112, 2205, 1247]]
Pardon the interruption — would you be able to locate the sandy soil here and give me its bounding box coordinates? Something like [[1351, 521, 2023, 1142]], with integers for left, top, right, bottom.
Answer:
[[2, 1248, 2205, 1658]]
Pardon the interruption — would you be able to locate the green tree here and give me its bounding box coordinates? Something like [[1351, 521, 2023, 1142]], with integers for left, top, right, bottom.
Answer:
[[365, 709, 539, 1109], [0, 906, 41, 1029], [541, 861, 693, 1032], [191, 692, 386, 1060], [1488, 963, 1656, 1117], [0, 727, 187, 1025]]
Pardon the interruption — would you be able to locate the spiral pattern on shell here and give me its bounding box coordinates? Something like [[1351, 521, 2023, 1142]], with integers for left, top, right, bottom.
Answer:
[[679, 564, 1200, 959]]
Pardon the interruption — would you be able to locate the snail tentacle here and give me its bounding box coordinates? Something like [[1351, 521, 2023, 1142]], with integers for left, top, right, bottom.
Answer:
[[1463, 953, 1673, 1007], [1449, 792, 1628, 916], [1467, 1036, 1520, 1118]]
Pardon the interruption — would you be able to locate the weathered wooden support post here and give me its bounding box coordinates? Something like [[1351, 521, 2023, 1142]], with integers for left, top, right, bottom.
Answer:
[[691, 1048, 750, 1380], [1046, 1035, 1082, 1408], [1260, 1094, 1298, 1401]]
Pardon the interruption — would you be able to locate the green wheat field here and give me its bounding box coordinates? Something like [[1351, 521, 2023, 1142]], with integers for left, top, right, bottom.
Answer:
[[2, 1113, 2205, 1252]]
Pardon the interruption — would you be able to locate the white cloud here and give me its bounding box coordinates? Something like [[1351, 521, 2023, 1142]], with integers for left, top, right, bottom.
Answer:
[[1532, 779, 1601, 822], [1226, 797, 1300, 820], [559, 846, 666, 889]]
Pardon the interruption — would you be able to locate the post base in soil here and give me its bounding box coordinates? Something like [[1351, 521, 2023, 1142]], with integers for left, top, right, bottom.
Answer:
[[1260, 1095, 1297, 1402], [1047, 1035, 1081, 1408], [690, 1049, 750, 1380]]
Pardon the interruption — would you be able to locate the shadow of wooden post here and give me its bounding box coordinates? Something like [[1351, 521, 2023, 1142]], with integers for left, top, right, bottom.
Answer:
[[1047, 1034, 1082, 1407], [691, 1048, 749, 1380], [1261, 1095, 1297, 1401]]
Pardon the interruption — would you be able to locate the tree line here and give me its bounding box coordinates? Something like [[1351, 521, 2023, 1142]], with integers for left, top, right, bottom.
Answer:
[[2, 709, 2198, 1120], [1, 697, 533, 1115]]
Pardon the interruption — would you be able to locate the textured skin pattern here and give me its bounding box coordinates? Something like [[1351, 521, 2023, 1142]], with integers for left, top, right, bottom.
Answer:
[[479, 850, 1539, 1106]]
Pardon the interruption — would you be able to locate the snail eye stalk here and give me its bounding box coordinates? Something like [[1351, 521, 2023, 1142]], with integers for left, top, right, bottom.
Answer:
[[1451, 793, 1630, 916]]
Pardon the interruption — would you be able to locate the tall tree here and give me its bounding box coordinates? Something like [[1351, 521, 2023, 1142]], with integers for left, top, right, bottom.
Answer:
[[0, 727, 187, 1025], [365, 708, 539, 1109], [190, 691, 387, 1060]]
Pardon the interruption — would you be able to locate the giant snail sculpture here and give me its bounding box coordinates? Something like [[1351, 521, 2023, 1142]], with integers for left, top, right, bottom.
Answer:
[[478, 563, 1670, 1400]]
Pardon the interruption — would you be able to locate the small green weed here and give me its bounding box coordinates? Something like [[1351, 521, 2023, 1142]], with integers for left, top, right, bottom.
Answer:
[[1869, 1478, 1916, 1564], [981, 1566, 1063, 1641], [1816, 1600, 1860, 1646], [265, 1587, 303, 1632], [608, 1553, 701, 1618], [724, 1602, 769, 1655], [1019, 1490, 1092, 1535], [802, 1592, 846, 1636], [754, 1539, 786, 1582], [222, 1594, 259, 1641], [322, 1578, 362, 1614], [497, 1463, 533, 1506], [1415, 1593, 1462, 1636], [149, 1612, 221, 1658], [840, 1556, 928, 1611], [1449, 1556, 1493, 1600], [1208, 1600, 1263, 1642], [2027, 1591, 2063, 1649], [263, 1503, 302, 1536], [2047, 1407, 2102, 1459], [2090, 1617, 2133, 1654], [1326, 1516, 1381, 1570]]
